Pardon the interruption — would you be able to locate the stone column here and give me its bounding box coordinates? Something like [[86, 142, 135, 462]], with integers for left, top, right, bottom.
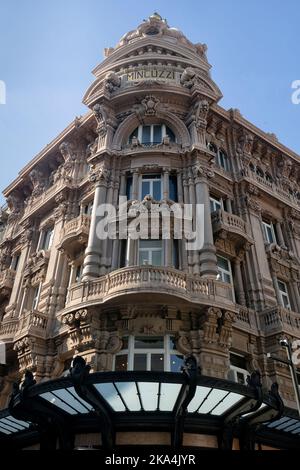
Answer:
[[276, 222, 286, 248], [234, 258, 246, 306], [193, 164, 218, 278], [176, 171, 183, 203], [163, 168, 169, 200], [82, 167, 109, 280], [132, 170, 139, 200], [164, 239, 172, 267], [188, 172, 199, 274], [291, 281, 300, 312], [119, 171, 127, 198], [226, 198, 233, 213]]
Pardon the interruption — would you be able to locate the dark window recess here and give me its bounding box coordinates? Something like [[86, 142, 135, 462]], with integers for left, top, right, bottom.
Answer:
[[126, 176, 133, 200], [120, 240, 127, 268], [169, 175, 178, 202], [230, 353, 247, 370], [173, 240, 179, 269], [166, 127, 176, 142]]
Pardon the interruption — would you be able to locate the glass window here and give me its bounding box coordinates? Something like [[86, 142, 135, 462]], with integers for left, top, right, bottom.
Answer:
[[142, 125, 151, 144], [139, 240, 163, 266], [141, 175, 162, 200], [128, 125, 176, 146], [114, 335, 183, 372], [32, 284, 41, 311], [210, 197, 222, 213], [262, 221, 276, 244], [126, 176, 133, 200], [169, 175, 178, 202], [83, 201, 93, 216], [278, 280, 291, 310], [75, 265, 83, 283], [39, 227, 54, 251], [153, 125, 162, 144], [11, 254, 20, 271], [218, 149, 230, 171], [228, 354, 248, 385], [217, 255, 233, 285]]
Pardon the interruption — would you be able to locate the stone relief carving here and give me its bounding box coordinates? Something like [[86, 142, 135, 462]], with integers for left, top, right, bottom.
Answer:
[[104, 71, 121, 93]]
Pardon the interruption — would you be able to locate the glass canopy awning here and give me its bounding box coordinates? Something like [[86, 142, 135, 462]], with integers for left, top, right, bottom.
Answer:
[[0, 358, 299, 450]]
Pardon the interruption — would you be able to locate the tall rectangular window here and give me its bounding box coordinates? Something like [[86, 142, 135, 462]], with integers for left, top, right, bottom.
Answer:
[[217, 255, 233, 284], [11, 254, 20, 271], [210, 197, 222, 213], [126, 176, 133, 200], [262, 221, 277, 244], [39, 227, 54, 251], [169, 175, 178, 202], [139, 240, 163, 266], [32, 283, 41, 310], [141, 175, 162, 200], [278, 280, 291, 310]]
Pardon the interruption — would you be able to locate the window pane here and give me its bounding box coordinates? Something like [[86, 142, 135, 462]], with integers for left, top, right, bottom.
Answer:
[[140, 240, 162, 249], [223, 273, 231, 284], [115, 355, 128, 371], [151, 354, 164, 371], [170, 354, 184, 372], [169, 175, 178, 202], [152, 180, 161, 200], [139, 250, 150, 265], [126, 177, 133, 200], [141, 181, 150, 199], [133, 354, 147, 370], [217, 256, 229, 271], [151, 250, 162, 266], [166, 126, 175, 142], [135, 337, 164, 349], [142, 126, 151, 144], [153, 125, 162, 143], [278, 280, 287, 293]]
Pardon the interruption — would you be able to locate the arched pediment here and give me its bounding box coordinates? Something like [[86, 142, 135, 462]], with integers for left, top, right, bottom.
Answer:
[[111, 109, 191, 151]]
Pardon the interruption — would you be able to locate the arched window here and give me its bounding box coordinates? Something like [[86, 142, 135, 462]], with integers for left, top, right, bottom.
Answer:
[[249, 163, 255, 172], [114, 335, 184, 372], [129, 124, 176, 145], [207, 143, 230, 171]]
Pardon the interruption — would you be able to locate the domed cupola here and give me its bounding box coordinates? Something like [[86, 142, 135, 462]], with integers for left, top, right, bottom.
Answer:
[[83, 13, 222, 108]]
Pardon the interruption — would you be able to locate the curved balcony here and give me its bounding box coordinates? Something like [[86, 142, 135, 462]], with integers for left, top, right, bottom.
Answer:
[[0, 268, 16, 301], [14, 310, 49, 341], [212, 210, 253, 247], [121, 140, 182, 156], [261, 306, 300, 336], [0, 318, 19, 342], [59, 214, 91, 256], [65, 265, 235, 311]]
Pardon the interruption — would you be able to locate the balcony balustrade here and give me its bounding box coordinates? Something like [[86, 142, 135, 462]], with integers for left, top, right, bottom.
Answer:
[[14, 310, 49, 340], [0, 268, 15, 300], [211, 209, 253, 246], [65, 265, 235, 310], [59, 214, 91, 255], [261, 306, 300, 335]]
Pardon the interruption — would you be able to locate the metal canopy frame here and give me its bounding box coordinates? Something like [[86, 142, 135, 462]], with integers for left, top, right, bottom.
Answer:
[[0, 357, 297, 450]]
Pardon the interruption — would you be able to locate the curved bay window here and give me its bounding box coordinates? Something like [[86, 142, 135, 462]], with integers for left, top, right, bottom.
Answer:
[[129, 124, 176, 146], [114, 335, 184, 372]]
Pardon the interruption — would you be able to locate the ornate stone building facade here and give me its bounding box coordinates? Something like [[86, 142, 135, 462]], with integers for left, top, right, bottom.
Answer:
[[0, 14, 300, 450]]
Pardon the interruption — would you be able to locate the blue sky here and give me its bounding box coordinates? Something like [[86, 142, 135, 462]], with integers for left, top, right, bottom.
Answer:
[[0, 0, 300, 204]]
